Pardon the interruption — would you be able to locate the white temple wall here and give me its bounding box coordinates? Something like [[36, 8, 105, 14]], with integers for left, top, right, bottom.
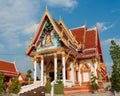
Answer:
[[78, 58, 99, 84]]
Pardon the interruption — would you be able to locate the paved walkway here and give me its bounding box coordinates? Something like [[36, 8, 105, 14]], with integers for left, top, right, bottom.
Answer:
[[70, 91, 115, 96]]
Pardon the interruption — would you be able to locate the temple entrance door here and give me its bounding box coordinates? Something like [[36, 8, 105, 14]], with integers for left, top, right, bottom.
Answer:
[[49, 72, 54, 82]]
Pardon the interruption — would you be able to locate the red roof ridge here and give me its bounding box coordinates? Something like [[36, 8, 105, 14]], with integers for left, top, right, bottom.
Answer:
[[0, 60, 18, 76], [13, 61, 18, 73], [70, 25, 86, 30], [0, 60, 14, 64], [86, 27, 97, 31]]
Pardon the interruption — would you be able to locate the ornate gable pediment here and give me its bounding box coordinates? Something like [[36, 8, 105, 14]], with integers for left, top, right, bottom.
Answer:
[[36, 18, 62, 51]]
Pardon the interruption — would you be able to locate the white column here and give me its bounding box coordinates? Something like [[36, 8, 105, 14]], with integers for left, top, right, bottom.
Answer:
[[62, 52, 66, 86], [41, 55, 44, 86], [78, 64, 82, 86], [34, 60, 37, 83], [70, 62, 75, 85], [94, 62, 98, 77], [94, 62, 98, 83], [54, 53, 57, 81]]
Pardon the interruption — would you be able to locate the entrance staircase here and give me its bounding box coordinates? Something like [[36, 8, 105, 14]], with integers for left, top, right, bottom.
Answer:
[[64, 85, 92, 96], [64, 82, 105, 96], [18, 81, 45, 96], [19, 86, 45, 96]]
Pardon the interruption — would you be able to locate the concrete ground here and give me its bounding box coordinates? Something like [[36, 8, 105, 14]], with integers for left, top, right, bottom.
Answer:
[[69, 91, 115, 96]]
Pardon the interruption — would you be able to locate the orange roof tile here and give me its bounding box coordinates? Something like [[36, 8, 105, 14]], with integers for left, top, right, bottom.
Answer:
[[85, 29, 96, 49], [26, 9, 104, 60], [19, 73, 27, 80], [0, 60, 18, 77], [71, 26, 86, 44]]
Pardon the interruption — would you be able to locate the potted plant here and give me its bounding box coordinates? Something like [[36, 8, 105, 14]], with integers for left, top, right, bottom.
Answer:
[[91, 72, 99, 93]]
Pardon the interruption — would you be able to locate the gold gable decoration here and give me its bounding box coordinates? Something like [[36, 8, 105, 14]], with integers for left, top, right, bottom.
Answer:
[[81, 63, 91, 72]]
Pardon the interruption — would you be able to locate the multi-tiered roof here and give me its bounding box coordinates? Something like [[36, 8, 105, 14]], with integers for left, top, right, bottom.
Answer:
[[26, 8, 107, 80], [0, 60, 18, 76]]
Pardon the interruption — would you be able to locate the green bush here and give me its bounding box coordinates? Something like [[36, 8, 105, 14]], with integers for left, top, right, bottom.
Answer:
[[9, 77, 21, 94], [0, 72, 5, 95], [45, 77, 51, 93], [54, 80, 64, 94], [91, 72, 99, 91]]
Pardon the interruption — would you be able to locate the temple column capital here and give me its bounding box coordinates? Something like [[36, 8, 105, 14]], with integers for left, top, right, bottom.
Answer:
[[40, 55, 44, 60], [53, 53, 57, 58]]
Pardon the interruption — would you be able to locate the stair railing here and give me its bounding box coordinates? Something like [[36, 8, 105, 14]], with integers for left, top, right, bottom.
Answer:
[[18, 81, 41, 94], [50, 80, 56, 96]]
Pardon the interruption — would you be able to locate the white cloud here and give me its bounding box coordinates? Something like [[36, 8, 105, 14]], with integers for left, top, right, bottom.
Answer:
[[97, 22, 114, 32], [111, 8, 120, 13], [0, 0, 42, 49], [104, 62, 113, 74], [23, 23, 39, 35], [0, 44, 4, 51], [45, 0, 78, 8], [102, 38, 120, 47]]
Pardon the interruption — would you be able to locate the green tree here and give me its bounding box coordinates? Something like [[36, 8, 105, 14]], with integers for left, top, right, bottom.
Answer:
[[0, 72, 5, 95], [26, 69, 33, 81], [9, 77, 21, 94], [109, 40, 120, 92]]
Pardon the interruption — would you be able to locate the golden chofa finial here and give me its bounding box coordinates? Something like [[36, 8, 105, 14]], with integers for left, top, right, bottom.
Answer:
[[59, 16, 62, 21], [46, 5, 48, 11], [84, 19, 87, 26]]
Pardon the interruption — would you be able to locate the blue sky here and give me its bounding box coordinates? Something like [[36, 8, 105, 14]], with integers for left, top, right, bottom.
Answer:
[[0, 0, 120, 74]]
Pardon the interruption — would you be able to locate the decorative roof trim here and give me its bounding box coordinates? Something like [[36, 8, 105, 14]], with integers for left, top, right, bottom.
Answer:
[[13, 61, 18, 73], [0, 70, 18, 74], [86, 27, 97, 31], [70, 25, 86, 30]]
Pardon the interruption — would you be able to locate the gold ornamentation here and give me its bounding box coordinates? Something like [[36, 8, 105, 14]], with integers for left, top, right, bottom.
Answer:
[[40, 55, 44, 60], [53, 53, 57, 58]]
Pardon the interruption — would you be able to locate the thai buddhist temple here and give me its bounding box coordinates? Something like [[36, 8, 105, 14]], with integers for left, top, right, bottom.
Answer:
[[26, 8, 107, 95]]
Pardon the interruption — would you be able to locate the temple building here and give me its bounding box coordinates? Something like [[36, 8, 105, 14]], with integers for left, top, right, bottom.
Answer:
[[0, 60, 18, 82], [0, 60, 18, 92], [26, 8, 107, 94]]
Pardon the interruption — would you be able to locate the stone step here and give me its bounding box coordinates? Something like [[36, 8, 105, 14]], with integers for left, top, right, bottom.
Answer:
[[19, 86, 45, 96], [64, 85, 105, 96]]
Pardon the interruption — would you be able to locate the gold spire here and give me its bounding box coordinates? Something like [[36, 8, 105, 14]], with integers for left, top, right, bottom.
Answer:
[[96, 23, 99, 31], [46, 5, 48, 12], [84, 19, 87, 25], [59, 16, 62, 21]]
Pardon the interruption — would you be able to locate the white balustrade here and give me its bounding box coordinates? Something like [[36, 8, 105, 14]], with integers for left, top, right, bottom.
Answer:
[[51, 80, 56, 96], [18, 81, 41, 94]]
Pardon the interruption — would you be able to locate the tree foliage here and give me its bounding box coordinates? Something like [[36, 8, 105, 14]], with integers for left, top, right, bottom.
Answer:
[[109, 40, 120, 92], [26, 69, 33, 81], [91, 72, 99, 91], [0, 72, 5, 95], [9, 77, 21, 94]]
